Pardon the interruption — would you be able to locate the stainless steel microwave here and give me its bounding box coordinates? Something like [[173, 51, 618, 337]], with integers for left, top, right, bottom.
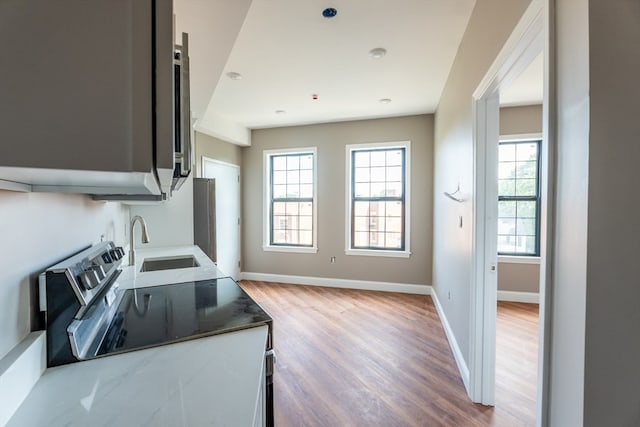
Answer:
[[0, 0, 192, 199]]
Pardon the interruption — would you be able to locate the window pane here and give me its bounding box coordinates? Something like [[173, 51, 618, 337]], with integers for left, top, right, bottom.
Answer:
[[273, 171, 287, 184], [386, 201, 402, 217], [517, 201, 536, 218], [499, 144, 516, 162], [300, 184, 313, 198], [516, 161, 536, 179], [286, 184, 299, 198], [498, 235, 515, 253], [299, 231, 313, 246], [518, 218, 536, 236], [498, 201, 516, 217], [299, 216, 313, 231], [386, 233, 403, 249], [371, 215, 384, 232], [286, 202, 299, 215], [354, 201, 370, 216], [287, 170, 299, 184], [387, 166, 402, 182], [516, 143, 538, 161], [370, 201, 386, 217], [273, 184, 287, 199], [300, 169, 313, 184], [272, 215, 286, 230], [354, 151, 369, 167], [386, 217, 402, 233], [370, 183, 385, 197], [354, 231, 369, 247], [273, 156, 287, 170], [515, 179, 536, 196], [355, 183, 370, 198], [386, 182, 402, 197], [370, 167, 386, 182], [354, 216, 369, 232], [287, 156, 299, 169], [386, 150, 403, 166], [498, 218, 516, 235], [370, 151, 385, 166], [273, 202, 286, 215], [355, 167, 370, 183], [299, 154, 313, 169], [499, 162, 516, 179], [300, 202, 313, 216], [499, 179, 516, 196]]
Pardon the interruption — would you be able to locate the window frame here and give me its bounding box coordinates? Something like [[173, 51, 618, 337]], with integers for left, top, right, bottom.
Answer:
[[345, 141, 411, 258], [263, 147, 318, 254], [497, 135, 542, 257]]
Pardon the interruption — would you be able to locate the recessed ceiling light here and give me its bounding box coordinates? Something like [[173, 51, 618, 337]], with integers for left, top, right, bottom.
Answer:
[[275, 110, 286, 115], [369, 48, 387, 59], [379, 98, 392, 104], [226, 71, 242, 80]]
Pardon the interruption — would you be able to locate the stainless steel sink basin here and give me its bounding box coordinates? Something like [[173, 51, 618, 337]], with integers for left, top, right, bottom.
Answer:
[[140, 255, 200, 272]]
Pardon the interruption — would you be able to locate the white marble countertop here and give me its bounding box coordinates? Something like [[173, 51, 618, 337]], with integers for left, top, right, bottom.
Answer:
[[7, 326, 268, 427], [118, 245, 229, 289]]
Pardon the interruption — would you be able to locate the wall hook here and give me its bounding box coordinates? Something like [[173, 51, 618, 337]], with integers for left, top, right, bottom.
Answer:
[[444, 183, 464, 203]]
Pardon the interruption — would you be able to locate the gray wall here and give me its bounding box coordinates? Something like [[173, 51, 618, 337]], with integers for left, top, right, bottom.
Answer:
[[242, 115, 433, 286], [498, 104, 542, 294], [195, 131, 243, 175], [0, 191, 127, 360], [432, 0, 531, 369], [581, 0, 640, 425]]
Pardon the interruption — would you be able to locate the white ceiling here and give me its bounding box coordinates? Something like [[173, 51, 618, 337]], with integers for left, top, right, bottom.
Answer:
[[176, 0, 543, 144]]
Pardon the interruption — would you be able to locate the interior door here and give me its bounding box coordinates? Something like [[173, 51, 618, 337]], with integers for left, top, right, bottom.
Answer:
[[202, 158, 241, 280]]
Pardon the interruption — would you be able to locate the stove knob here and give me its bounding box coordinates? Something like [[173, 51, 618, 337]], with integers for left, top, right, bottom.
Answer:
[[116, 247, 125, 259], [108, 249, 119, 261], [93, 265, 106, 280], [79, 269, 100, 289]]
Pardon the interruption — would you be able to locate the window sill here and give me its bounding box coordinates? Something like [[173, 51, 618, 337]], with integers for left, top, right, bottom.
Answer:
[[498, 255, 541, 265], [345, 249, 411, 259], [263, 245, 318, 254]]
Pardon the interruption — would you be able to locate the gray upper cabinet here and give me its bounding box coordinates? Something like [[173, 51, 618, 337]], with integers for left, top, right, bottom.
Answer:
[[0, 0, 176, 197]]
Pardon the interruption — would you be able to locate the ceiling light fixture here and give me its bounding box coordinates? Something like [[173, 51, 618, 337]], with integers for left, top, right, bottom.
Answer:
[[379, 98, 392, 104], [369, 48, 387, 59], [226, 71, 242, 80], [275, 110, 286, 115], [322, 7, 337, 18]]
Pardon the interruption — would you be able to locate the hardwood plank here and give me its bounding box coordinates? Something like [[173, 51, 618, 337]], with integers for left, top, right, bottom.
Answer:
[[240, 281, 538, 426]]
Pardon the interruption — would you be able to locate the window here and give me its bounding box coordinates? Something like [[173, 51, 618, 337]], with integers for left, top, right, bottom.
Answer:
[[497, 139, 541, 256], [346, 141, 411, 257], [263, 148, 317, 253]]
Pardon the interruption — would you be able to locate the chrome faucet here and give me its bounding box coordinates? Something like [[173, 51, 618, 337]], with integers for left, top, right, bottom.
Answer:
[[129, 215, 150, 266]]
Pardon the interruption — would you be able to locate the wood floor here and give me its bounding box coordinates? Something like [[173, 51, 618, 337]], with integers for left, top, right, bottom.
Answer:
[[240, 281, 539, 427]]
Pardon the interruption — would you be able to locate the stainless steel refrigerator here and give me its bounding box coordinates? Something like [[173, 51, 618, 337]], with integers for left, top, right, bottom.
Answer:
[[193, 178, 216, 263]]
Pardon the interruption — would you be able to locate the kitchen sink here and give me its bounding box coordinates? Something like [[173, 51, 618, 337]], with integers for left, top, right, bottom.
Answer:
[[140, 255, 200, 272]]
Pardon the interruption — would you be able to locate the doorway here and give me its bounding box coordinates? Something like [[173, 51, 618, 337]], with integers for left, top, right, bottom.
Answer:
[[469, 0, 552, 424], [202, 157, 241, 280]]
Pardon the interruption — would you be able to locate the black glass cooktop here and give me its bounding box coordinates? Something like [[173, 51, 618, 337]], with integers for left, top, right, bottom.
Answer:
[[97, 277, 272, 356]]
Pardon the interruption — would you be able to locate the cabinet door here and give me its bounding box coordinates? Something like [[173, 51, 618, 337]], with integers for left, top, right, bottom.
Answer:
[[0, 0, 154, 174]]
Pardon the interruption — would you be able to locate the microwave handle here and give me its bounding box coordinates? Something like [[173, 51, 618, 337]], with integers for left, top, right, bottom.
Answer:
[[178, 32, 192, 177]]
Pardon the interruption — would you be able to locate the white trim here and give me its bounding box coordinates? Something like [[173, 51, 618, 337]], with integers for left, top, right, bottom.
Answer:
[[240, 272, 430, 295], [345, 249, 411, 258], [263, 147, 318, 252], [0, 331, 46, 427], [497, 290, 540, 304], [262, 245, 318, 254], [344, 140, 411, 256], [431, 290, 471, 394], [500, 132, 543, 142], [470, 0, 544, 407], [498, 255, 541, 265], [0, 179, 31, 192], [201, 156, 240, 171]]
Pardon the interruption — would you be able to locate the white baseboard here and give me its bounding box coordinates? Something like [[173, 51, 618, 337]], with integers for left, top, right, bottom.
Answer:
[[497, 290, 539, 304], [240, 272, 431, 295], [0, 331, 46, 426], [430, 290, 471, 395]]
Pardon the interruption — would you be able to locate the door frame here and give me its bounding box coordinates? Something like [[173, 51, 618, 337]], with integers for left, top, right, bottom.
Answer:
[[201, 156, 242, 279], [469, 0, 550, 419]]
